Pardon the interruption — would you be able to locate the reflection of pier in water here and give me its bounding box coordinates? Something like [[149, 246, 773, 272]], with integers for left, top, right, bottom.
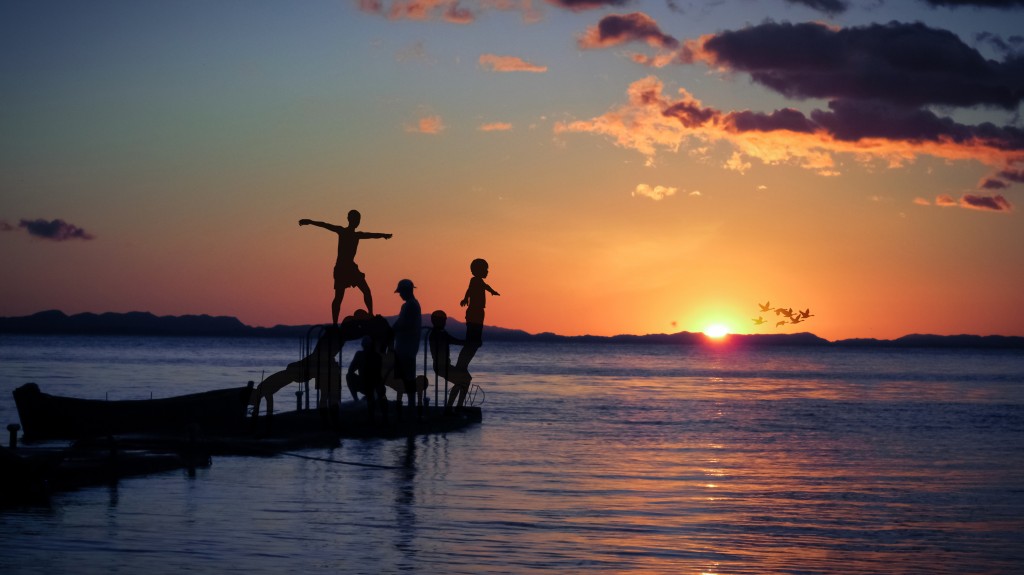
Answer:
[[393, 436, 417, 565], [386, 433, 454, 571]]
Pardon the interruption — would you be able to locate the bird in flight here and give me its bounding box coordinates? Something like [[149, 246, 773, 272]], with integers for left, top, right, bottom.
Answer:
[[758, 301, 817, 329]]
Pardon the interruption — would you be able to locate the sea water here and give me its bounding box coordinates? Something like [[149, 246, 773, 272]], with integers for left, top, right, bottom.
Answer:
[[0, 335, 1022, 574]]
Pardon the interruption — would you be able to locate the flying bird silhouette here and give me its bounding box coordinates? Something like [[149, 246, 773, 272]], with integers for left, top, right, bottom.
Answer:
[[758, 301, 817, 329]]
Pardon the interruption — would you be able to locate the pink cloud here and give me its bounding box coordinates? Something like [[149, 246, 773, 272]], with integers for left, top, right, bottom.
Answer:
[[546, 0, 633, 12], [479, 54, 548, 73], [407, 115, 446, 134], [479, 122, 513, 132], [360, 0, 476, 23]]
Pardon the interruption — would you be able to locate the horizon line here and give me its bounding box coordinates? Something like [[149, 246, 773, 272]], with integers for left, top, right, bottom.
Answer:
[[1, 309, 1023, 345]]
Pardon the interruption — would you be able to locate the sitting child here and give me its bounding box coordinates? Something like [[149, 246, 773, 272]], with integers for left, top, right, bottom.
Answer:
[[347, 335, 389, 423], [428, 310, 473, 414]]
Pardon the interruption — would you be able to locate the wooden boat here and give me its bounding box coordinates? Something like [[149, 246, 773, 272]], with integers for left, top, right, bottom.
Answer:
[[13, 382, 253, 441]]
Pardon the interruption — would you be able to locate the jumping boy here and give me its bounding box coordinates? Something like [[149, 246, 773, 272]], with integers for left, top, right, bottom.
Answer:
[[456, 258, 499, 371]]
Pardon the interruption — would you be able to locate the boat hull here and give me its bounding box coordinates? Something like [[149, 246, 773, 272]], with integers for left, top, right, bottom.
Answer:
[[13, 382, 252, 441]]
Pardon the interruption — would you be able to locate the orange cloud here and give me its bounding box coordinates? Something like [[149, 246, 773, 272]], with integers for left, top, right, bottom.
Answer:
[[479, 54, 548, 73], [479, 122, 513, 131], [553, 76, 697, 156], [632, 184, 677, 200], [407, 115, 446, 134], [554, 76, 1024, 177]]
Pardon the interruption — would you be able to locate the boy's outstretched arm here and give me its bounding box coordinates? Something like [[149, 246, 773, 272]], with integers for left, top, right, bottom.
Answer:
[[484, 281, 500, 297], [298, 219, 343, 232], [356, 231, 393, 240]]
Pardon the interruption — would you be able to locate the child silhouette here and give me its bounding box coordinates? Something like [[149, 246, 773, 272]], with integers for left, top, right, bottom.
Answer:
[[456, 258, 499, 371], [299, 210, 392, 324]]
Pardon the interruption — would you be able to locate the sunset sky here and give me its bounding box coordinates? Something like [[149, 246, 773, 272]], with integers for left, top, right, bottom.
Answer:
[[2, 0, 1022, 341]]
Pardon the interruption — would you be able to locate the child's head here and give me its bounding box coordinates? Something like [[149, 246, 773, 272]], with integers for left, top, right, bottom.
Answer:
[[394, 278, 415, 299], [431, 310, 447, 329], [470, 258, 489, 278], [360, 335, 374, 351], [347, 209, 361, 227]]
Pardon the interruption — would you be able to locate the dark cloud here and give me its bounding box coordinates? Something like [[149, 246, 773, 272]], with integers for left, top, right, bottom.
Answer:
[[698, 21, 1024, 109], [663, 99, 717, 127], [979, 177, 1009, 189], [807, 99, 1024, 149], [18, 218, 95, 241], [1000, 167, 1024, 182], [0, 220, 14, 232], [547, 0, 634, 11], [723, 108, 818, 133], [582, 12, 679, 49], [784, 0, 848, 15], [960, 194, 1013, 212], [810, 99, 963, 142]]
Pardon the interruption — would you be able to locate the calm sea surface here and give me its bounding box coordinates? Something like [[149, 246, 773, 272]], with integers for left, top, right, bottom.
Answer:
[[1, 335, 1022, 574]]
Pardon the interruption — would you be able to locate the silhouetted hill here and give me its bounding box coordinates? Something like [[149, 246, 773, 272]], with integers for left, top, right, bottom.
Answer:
[[0, 310, 248, 336], [833, 333, 1024, 349], [1, 311, 1022, 348]]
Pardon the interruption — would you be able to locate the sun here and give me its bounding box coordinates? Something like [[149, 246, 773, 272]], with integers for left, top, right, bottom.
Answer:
[[703, 324, 731, 339]]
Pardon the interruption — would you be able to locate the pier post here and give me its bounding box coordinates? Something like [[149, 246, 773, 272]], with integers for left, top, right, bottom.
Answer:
[[6, 424, 20, 450], [295, 389, 303, 411]]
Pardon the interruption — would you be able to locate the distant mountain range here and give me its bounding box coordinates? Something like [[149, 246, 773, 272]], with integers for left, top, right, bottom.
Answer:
[[1, 310, 1022, 349]]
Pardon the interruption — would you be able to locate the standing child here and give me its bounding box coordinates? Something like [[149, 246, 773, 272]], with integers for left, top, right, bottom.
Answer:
[[456, 258, 499, 372], [392, 278, 422, 417]]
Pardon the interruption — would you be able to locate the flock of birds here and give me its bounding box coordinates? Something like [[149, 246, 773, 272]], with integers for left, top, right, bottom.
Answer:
[[752, 301, 815, 328]]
